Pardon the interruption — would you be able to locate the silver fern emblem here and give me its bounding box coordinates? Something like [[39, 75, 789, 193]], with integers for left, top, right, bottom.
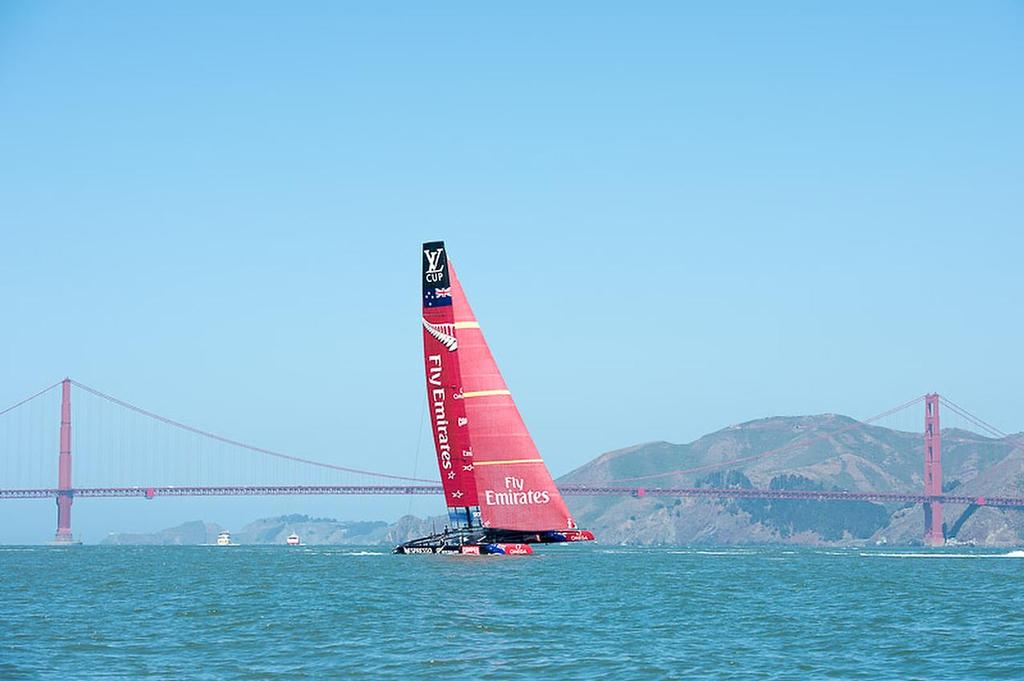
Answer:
[[422, 318, 458, 351]]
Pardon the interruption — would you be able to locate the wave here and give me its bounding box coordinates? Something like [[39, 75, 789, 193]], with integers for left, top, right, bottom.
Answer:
[[667, 550, 760, 556], [861, 551, 1024, 559]]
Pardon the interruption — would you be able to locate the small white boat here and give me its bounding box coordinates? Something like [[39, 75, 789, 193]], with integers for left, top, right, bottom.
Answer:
[[216, 530, 233, 546], [286, 533, 301, 546]]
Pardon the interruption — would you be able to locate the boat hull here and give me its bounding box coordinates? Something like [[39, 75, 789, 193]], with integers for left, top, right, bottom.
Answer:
[[393, 527, 593, 555], [394, 542, 533, 556]]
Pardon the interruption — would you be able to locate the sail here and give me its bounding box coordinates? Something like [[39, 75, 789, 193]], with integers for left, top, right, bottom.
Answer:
[[446, 260, 579, 532], [421, 242, 478, 519]]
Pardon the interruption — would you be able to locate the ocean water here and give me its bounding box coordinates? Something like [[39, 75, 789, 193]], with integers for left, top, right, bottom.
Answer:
[[1, 545, 1022, 680]]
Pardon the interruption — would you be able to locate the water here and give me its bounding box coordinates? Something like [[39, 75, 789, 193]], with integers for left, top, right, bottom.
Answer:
[[1, 545, 1022, 679]]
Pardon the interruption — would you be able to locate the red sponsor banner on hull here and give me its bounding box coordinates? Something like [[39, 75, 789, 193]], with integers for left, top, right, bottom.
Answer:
[[495, 543, 533, 555]]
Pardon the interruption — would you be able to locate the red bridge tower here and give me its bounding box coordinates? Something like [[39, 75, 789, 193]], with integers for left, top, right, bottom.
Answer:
[[54, 378, 75, 544], [923, 393, 943, 546]]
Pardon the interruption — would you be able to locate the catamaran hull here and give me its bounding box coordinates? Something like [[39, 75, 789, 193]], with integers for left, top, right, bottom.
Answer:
[[393, 528, 594, 555], [394, 543, 533, 556]]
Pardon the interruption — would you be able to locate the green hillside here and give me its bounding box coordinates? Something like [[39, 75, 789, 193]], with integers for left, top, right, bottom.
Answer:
[[560, 415, 1024, 546]]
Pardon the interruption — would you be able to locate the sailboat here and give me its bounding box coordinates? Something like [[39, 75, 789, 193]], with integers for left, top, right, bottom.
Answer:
[[394, 241, 595, 555]]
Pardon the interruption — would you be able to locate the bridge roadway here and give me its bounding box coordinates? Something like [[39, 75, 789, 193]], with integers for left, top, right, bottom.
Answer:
[[1, 485, 1022, 508]]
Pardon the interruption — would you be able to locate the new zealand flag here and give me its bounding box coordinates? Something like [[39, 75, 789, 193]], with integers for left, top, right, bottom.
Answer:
[[424, 286, 452, 308]]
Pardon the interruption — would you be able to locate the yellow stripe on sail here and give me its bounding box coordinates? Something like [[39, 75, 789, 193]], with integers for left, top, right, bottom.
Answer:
[[462, 389, 511, 398], [473, 459, 544, 466], [453, 321, 480, 329]]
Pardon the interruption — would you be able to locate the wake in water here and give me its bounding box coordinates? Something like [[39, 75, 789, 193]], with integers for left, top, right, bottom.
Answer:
[[861, 550, 1024, 559], [667, 549, 762, 556], [657, 547, 1024, 559]]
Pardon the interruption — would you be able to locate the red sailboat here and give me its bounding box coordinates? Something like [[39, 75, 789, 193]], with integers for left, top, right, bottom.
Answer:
[[394, 241, 595, 555]]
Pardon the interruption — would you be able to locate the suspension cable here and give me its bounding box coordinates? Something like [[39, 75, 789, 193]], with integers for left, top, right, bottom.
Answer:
[[938, 397, 1007, 439], [0, 380, 62, 418], [70, 380, 438, 483], [938, 396, 1024, 461]]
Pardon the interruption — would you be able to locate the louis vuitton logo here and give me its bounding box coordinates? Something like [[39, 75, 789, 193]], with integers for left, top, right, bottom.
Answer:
[[424, 247, 446, 283]]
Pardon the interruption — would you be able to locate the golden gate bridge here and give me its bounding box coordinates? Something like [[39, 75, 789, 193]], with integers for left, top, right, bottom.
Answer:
[[2, 379, 1022, 545]]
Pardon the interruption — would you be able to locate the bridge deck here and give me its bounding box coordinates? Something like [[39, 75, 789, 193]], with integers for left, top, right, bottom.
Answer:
[[1, 485, 1020, 508]]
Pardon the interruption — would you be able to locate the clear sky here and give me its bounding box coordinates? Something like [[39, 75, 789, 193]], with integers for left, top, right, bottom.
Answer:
[[1, 2, 1022, 542]]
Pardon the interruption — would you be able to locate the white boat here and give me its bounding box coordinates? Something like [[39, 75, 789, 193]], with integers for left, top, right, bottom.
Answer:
[[286, 533, 301, 546], [216, 530, 233, 546]]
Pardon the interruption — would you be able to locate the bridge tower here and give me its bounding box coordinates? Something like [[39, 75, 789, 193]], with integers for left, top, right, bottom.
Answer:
[[54, 378, 75, 544], [923, 393, 943, 546]]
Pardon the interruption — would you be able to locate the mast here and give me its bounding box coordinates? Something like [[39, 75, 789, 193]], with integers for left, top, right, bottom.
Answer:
[[421, 241, 479, 527]]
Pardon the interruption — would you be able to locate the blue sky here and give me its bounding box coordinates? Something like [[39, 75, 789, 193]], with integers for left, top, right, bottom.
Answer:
[[1, 2, 1022, 542]]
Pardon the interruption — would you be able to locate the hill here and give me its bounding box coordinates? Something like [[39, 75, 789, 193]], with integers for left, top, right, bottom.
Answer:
[[101, 521, 225, 545], [232, 514, 389, 544], [100, 514, 444, 546], [558, 415, 1024, 546]]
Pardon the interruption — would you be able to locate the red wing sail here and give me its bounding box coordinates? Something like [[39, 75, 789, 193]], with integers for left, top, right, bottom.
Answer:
[[447, 262, 580, 532], [422, 242, 478, 513]]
